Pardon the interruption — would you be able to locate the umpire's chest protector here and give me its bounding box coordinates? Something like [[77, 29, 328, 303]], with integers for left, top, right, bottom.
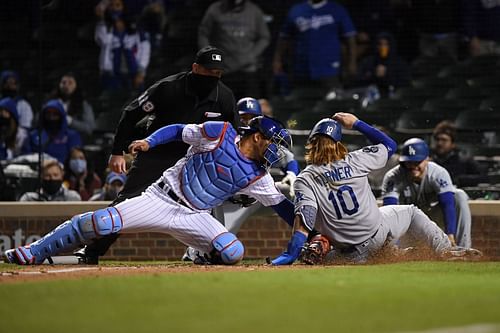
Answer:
[[181, 122, 264, 210]]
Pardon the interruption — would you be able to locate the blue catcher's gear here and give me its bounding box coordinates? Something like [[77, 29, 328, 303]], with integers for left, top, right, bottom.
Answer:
[[182, 122, 265, 210], [240, 116, 292, 170], [211, 232, 244, 264], [237, 97, 262, 116], [4, 207, 123, 265], [399, 138, 429, 162], [308, 118, 342, 142]]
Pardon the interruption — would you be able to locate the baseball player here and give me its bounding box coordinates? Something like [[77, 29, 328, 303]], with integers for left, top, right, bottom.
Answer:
[[76, 45, 238, 264], [219, 97, 301, 232], [5, 116, 295, 265], [381, 138, 472, 247], [270, 113, 477, 265]]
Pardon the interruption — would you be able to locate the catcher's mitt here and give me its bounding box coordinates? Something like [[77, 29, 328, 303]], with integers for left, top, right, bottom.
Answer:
[[300, 235, 331, 265], [228, 194, 257, 207]]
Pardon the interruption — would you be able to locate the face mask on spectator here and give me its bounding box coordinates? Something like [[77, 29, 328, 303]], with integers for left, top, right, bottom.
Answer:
[[69, 159, 87, 174], [44, 118, 62, 132], [42, 179, 62, 195], [378, 45, 389, 59]]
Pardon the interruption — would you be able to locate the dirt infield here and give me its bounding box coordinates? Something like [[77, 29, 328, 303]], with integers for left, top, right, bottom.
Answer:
[[0, 262, 329, 284]]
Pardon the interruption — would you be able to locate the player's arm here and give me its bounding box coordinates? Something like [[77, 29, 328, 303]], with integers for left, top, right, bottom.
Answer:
[[381, 167, 400, 205], [270, 198, 295, 227], [438, 191, 458, 246], [270, 214, 310, 265], [129, 124, 186, 153]]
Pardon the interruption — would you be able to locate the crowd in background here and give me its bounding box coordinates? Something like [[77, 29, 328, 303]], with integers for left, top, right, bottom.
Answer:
[[1, 0, 500, 202]]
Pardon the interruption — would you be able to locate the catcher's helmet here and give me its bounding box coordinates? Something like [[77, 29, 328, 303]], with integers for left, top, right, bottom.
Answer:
[[308, 118, 342, 142], [240, 116, 292, 169], [237, 97, 262, 116], [399, 138, 429, 162]]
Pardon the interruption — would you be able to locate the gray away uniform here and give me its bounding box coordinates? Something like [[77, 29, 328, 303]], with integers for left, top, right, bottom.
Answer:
[[381, 161, 472, 247], [294, 144, 451, 263]]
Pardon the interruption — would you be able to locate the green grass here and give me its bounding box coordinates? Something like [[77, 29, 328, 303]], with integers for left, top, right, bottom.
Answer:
[[1, 262, 500, 333]]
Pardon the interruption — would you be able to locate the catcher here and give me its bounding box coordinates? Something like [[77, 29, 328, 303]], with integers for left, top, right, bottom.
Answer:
[[271, 113, 481, 265]]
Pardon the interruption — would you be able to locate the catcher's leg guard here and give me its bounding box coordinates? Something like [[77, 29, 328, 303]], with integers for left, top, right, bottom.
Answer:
[[4, 207, 123, 265], [210, 232, 244, 265]]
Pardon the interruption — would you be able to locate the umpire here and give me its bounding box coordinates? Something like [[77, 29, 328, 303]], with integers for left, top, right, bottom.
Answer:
[[76, 46, 239, 264]]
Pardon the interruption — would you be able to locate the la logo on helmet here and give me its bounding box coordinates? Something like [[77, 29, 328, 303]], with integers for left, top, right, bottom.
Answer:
[[212, 54, 222, 61], [246, 100, 254, 109], [408, 146, 416, 155]]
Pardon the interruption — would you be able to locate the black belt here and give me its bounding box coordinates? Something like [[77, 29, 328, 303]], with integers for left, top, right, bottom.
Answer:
[[158, 180, 190, 208]]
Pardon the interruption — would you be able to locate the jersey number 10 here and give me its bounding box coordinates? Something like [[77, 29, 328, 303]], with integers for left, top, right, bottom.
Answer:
[[328, 185, 360, 219]]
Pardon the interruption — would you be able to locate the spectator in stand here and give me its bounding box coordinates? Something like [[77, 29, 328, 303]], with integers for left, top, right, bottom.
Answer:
[[273, 0, 357, 95], [90, 171, 127, 201], [19, 160, 81, 201], [431, 120, 482, 185], [462, 0, 500, 56], [63, 147, 102, 201], [23, 99, 82, 164], [198, 0, 271, 99], [95, 0, 151, 91], [356, 32, 410, 97], [0, 70, 33, 130], [49, 73, 96, 141], [0, 97, 28, 161]]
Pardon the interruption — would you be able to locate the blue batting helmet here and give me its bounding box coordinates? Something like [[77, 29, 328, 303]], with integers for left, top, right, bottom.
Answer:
[[240, 116, 292, 169], [237, 97, 262, 116], [308, 118, 342, 142], [399, 138, 429, 162]]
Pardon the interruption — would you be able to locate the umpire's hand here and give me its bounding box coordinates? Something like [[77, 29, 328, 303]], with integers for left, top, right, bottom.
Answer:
[[109, 155, 127, 174], [129, 140, 150, 154]]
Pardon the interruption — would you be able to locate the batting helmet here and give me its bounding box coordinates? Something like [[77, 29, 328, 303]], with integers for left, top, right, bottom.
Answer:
[[240, 116, 292, 169], [399, 138, 429, 162], [308, 118, 342, 142], [237, 97, 262, 116]]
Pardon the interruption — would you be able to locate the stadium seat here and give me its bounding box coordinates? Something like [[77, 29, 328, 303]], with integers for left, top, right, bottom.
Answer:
[[479, 97, 500, 112], [421, 98, 477, 117], [411, 76, 464, 90], [394, 111, 445, 134], [393, 87, 448, 105], [454, 110, 500, 131], [313, 99, 361, 115], [445, 86, 494, 102], [438, 62, 500, 80], [410, 55, 457, 78]]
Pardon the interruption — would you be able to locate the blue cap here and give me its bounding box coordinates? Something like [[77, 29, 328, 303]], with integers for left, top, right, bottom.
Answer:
[[106, 172, 127, 184], [399, 138, 429, 162]]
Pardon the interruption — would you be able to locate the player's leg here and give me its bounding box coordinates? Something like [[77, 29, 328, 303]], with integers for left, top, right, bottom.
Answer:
[[379, 205, 452, 254], [4, 207, 124, 265], [454, 189, 472, 248]]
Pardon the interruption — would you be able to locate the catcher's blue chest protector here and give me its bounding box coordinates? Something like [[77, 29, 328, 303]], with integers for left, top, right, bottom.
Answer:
[[182, 122, 264, 210]]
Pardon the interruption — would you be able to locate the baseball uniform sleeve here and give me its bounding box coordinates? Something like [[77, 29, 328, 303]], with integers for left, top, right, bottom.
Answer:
[[238, 173, 286, 206], [181, 124, 220, 153], [429, 167, 455, 195], [348, 144, 390, 173], [381, 166, 401, 203], [336, 3, 357, 37], [293, 176, 318, 231]]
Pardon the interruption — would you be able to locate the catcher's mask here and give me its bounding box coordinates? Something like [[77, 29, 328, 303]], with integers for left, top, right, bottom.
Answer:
[[308, 118, 342, 142], [239, 115, 292, 170]]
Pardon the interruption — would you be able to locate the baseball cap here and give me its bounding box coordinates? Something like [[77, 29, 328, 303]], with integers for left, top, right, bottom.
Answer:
[[106, 172, 127, 185], [195, 46, 225, 70]]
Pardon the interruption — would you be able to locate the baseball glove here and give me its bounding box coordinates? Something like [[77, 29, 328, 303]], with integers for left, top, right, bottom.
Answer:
[[228, 194, 257, 207], [300, 234, 331, 265]]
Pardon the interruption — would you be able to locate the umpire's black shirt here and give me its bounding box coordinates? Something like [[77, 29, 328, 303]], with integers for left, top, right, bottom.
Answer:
[[111, 71, 238, 200]]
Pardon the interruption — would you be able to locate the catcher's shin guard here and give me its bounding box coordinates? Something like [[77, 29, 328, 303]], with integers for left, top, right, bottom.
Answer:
[[4, 207, 123, 265], [210, 232, 244, 265]]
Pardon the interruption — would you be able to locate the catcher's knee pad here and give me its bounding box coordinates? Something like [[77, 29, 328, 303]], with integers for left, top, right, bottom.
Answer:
[[211, 232, 244, 265], [74, 207, 123, 241]]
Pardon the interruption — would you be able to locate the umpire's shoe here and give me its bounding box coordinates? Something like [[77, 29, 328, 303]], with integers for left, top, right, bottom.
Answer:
[[74, 247, 99, 265]]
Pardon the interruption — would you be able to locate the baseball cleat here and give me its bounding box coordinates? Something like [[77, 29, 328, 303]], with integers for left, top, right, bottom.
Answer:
[[443, 246, 483, 260], [73, 247, 99, 265]]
